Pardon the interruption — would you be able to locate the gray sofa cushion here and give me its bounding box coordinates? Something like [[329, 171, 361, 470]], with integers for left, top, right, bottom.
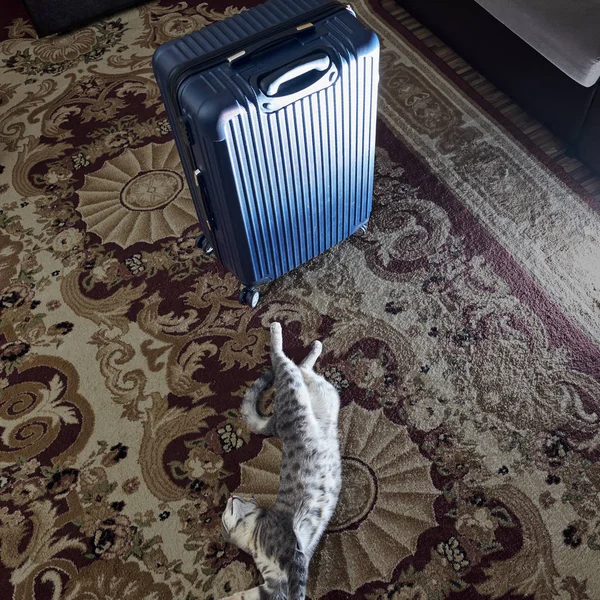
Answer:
[[474, 0, 600, 87], [22, 0, 147, 37]]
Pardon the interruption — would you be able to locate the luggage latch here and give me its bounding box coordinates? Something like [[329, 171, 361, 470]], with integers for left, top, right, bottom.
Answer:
[[194, 168, 217, 231], [182, 119, 194, 145], [228, 50, 246, 64]]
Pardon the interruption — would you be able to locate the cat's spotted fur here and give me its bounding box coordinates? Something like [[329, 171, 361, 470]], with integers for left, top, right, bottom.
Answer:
[[221, 322, 341, 600]]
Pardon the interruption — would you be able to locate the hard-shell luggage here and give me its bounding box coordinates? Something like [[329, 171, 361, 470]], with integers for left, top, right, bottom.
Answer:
[[152, 0, 380, 307]]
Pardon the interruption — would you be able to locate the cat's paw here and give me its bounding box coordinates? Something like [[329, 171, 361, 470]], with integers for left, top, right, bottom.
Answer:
[[270, 322, 282, 335]]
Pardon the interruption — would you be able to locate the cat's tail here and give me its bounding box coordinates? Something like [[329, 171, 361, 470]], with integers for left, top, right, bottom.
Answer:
[[241, 368, 276, 436], [286, 547, 309, 600]]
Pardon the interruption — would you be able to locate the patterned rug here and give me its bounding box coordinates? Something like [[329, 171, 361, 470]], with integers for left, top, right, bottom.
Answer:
[[1, 1, 600, 599]]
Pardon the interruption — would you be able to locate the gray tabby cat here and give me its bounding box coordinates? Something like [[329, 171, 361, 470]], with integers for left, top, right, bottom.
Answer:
[[221, 321, 341, 600]]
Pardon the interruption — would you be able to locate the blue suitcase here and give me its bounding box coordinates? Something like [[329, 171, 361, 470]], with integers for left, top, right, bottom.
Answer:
[[152, 0, 379, 307]]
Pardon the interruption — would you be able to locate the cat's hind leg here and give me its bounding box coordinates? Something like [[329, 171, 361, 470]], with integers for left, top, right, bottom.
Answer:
[[299, 340, 322, 370], [269, 322, 284, 359], [269, 322, 318, 436], [269, 322, 304, 385], [303, 372, 340, 435]]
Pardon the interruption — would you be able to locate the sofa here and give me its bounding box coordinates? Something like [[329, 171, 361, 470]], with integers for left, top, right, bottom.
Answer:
[[393, 0, 600, 175], [21, 0, 147, 37]]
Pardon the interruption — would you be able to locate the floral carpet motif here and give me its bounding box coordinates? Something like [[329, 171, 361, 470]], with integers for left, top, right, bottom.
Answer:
[[78, 142, 197, 246], [1, 1, 600, 599]]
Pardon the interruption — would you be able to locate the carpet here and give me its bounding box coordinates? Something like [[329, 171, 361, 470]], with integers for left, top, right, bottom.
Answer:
[[1, 1, 600, 599]]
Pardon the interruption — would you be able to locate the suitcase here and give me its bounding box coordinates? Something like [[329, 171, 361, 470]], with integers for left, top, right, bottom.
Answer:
[[152, 0, 380, 307]]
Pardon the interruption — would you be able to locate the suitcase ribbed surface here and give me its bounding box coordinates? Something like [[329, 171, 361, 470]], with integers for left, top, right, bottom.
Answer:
[[225, 54, 377, 279]]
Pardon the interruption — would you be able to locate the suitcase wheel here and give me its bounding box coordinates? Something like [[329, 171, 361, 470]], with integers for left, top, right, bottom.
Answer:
[[353, 223, 368, 238], [195, 233, 214, 254], [240, 287, 260, 309]]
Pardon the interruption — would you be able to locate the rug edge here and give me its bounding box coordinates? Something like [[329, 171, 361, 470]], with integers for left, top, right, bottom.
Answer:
[[366, 0, 600, 214]]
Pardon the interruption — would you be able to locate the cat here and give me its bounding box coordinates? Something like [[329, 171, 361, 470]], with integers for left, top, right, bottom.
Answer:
[[220, 321, 342, 600]]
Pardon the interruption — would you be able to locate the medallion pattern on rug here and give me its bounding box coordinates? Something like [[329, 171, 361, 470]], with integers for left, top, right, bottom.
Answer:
[[1, 1, 599, 599]]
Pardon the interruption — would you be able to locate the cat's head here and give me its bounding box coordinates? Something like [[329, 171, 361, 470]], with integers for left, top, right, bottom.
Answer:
[[221, 495, 263, 550]]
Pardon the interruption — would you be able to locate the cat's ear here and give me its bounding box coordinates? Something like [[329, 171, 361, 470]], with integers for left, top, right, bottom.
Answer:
[[221, 523, 231, 542]]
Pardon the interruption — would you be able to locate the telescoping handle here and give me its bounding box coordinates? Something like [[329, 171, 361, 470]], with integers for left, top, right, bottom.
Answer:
[[227, 21, 317, 66]]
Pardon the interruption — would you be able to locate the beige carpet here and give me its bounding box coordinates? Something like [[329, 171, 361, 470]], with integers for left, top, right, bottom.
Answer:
[[1, 1, 599, 599]]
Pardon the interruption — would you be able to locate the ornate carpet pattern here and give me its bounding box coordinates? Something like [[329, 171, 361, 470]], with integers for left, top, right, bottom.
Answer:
[[1, 1, 600, 599]]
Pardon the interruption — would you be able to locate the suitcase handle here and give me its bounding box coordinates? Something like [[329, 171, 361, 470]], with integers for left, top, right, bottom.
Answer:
[[259, 53, 331, 96], [251, 47, 339, 112]]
